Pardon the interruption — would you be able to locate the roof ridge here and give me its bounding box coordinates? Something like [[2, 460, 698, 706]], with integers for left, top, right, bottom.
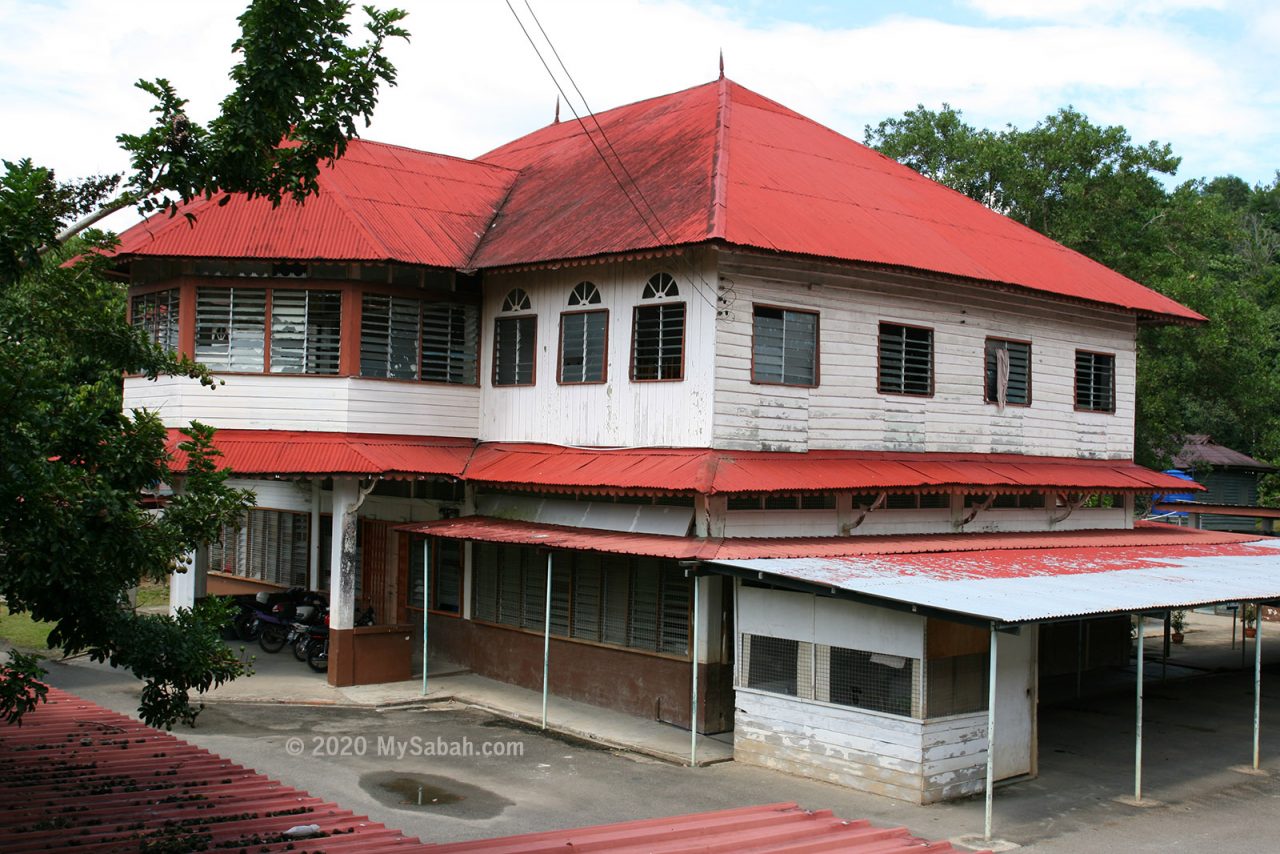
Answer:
[[314, 165, 399, 260], [706, 75, 733, 239]]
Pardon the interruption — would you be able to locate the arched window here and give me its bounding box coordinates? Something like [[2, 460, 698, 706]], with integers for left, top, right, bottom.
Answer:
[[631, 273, 685, 381], [560, 282, 607, 384], [494, 289, 536, 386]]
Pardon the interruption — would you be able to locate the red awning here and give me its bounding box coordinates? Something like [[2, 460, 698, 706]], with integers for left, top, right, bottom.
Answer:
[[465, 444, 1201, 495], [398, 517, 1252, 561], [165, 429, 473, 478]]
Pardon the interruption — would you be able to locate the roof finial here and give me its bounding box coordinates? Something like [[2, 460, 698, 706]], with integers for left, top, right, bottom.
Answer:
[[554, 95, 560, 124], [718, 49, 725, 80]]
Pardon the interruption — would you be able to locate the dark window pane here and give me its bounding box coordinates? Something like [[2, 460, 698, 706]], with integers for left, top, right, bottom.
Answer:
[[559, 310, 607, 383], [494, 316, 536, 385], [878, 323, 932, 395], [632, 303, 684, 380], [753, 306, 817, 385], [361, 294, 421, 379], [422, 303, 478, 384], [985, 339, 1031, 405]]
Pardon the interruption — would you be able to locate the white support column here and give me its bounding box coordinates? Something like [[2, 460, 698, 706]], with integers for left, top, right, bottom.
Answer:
[[1135, 613, 1145, 801], [1255, 603, 1264, 770], [690, 570, 700, 767], [309, 479, 322, 590], [542, 551, 553, 730], [328, 478, 360, 631], [421, 538, 431, 696], [169, 546, 207, 615], [984, 624, 998, 843]]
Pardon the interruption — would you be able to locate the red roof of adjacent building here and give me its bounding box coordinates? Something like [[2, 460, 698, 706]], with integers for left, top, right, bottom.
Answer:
[[397, 517, 1251, 561], [423, 802, 972, 853], [165, 430, 1202, 495], [111, 78, 1202, 324], [0, 687, 426, 852], [164, 428, 474, 477], [112, 140, 517, 268]]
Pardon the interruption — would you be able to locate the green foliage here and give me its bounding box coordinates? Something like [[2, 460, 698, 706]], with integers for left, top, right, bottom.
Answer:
[[0, 1, 407, 727], [868, 106, 1280, 481], [0, 651, 48, 725]]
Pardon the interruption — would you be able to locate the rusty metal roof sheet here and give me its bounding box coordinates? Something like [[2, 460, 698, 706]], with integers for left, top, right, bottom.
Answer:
[[165, 428, 474, 477], [0, 687, 426, 852], [711, 536, 1280, 624], [1154, 502, 1280, 518], [474, 78, 1202, 324], [1172, 435, 1277, 471], [397, 516, 1253, 562], [422, 802, 971, 853], [113, 140, 517, 268]]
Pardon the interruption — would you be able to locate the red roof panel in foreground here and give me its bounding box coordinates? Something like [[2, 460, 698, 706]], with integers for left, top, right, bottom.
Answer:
[[424, 801, 970, 853], [165, 428, 474, 477], [398, 516, 1252, 561], [0, 687, 425, 852]]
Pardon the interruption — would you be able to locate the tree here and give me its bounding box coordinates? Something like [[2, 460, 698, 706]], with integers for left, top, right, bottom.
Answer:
[[0, 0, 408, 728], [867, 106, 1280, 477]]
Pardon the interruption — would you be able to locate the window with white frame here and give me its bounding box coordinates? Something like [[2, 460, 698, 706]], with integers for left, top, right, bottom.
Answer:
[[752, 305, 818, 386], [270, 290, 342, 374], [131, 289, 181, 353], [631, 273, 684, 381], [984, 338, 1031, 406], [878, 322, 933, 396], [208, 509, 309, 587], [493, 289, 536, 386], [1075, 350, 1115, 412], [559, 282, 607, 384]]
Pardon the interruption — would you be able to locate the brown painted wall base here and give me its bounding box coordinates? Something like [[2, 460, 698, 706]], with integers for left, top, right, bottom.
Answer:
[[207, 573, 283, 597], [426, 617, 733, 734], [327, 625, 415, 688]]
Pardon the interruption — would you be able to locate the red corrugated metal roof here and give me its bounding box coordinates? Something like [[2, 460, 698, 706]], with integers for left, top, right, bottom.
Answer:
[[465, 444, 1202, 495], [0, 686, 426, 852], [475, 78, 1202, 324], [165, 428, 473, 477], [398, 516, 1252, 561], [113, 140, 517, 268], [423, 802, 970, 853]]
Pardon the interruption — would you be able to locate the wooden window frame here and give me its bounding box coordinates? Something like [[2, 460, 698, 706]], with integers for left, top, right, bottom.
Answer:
[[1074, 349, 1117, 413], [629, 301, 687, 383], [750, 302, 820, 388], [401, 535, 466, 619], [557, 308, 610, 385], [877, 321, 935, 398], [492, 314, 538, 387], [983, 336, 1033, 407]]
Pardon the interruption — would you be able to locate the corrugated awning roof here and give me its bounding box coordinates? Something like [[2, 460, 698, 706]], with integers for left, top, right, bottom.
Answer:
[[397, 516, 1251, 562], [0, 687, 425, 852], [1173, 435, 1277, 471], [422, 802, 969, 853], [464, 444, 1200, 495], [709, 537, 1280, 625], [165, 428, 473, 478]]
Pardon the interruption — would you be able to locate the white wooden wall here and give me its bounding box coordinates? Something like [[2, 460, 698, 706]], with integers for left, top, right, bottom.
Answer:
[[124, 375, 479, 437], [723, 506, 1129, 537], [715, 251, 1138, 459], [737, 587, 925, 660], [477, 253, 717, 446]]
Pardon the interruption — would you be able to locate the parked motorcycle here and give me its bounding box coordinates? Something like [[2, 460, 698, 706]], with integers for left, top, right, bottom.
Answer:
[[306, 606, 376, 673], [256, 589, 327, 654]]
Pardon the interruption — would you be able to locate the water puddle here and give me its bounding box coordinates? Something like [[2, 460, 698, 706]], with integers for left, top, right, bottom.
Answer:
[[358, 771, 513, 818]]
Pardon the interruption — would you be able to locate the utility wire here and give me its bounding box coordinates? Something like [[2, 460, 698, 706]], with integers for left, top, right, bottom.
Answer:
[[503, 0, 726, 315]]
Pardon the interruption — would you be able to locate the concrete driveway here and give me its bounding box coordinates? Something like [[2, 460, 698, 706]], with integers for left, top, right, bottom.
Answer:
[[36, 648, 1280, 852]]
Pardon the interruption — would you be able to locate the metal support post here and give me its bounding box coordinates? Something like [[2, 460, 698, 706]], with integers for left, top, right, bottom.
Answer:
[[1135, 613, 1144, 801], [1255, 604, 1263, 770], [984, 624, 998, 843], [690, 573, 700, 767], [420, 539, 430, 695], [542, 552, 553, 730]]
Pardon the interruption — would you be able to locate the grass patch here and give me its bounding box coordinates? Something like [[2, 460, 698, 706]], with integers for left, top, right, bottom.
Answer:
[[0, 608, 55, 652], [135, 581, 170, 609]]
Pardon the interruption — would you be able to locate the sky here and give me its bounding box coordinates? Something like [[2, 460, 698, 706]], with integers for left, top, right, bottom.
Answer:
[[2, 0, 1276, 232]]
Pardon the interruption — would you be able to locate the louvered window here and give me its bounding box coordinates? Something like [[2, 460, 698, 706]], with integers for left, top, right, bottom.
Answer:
[[559, 310, 607, 383], [631, 302, 685, 381], [422, 303, 479, 384], [208, 509, 309, 587], [196, 287, 267, 372], [270, 290, 341, 374], [131, 289, 180, 353], [878, 322, 933, 396], [984, 338, 1031, 406], [407, 538, 463, 613], [752, 305, 818, 386], [361, 294, 421, 379], [493, 316, 536, 385], [1075, 350, 1115, 412], [469, 544, 690, 656]]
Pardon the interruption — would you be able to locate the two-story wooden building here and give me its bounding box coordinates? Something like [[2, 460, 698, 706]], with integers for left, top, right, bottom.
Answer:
[[112, 77, 1280, 805]]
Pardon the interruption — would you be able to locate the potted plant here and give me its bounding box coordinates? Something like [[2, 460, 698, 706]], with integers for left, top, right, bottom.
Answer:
[[1170, 610, 1186, 644], [1243, 604, 1257, 639]]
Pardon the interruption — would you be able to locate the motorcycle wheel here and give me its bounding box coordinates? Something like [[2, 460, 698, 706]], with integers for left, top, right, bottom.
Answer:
[[258, 624, 288, 653], [293, 634, 311, 662], [233, 611, 260, 642], [307, 641, 329, 673]]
